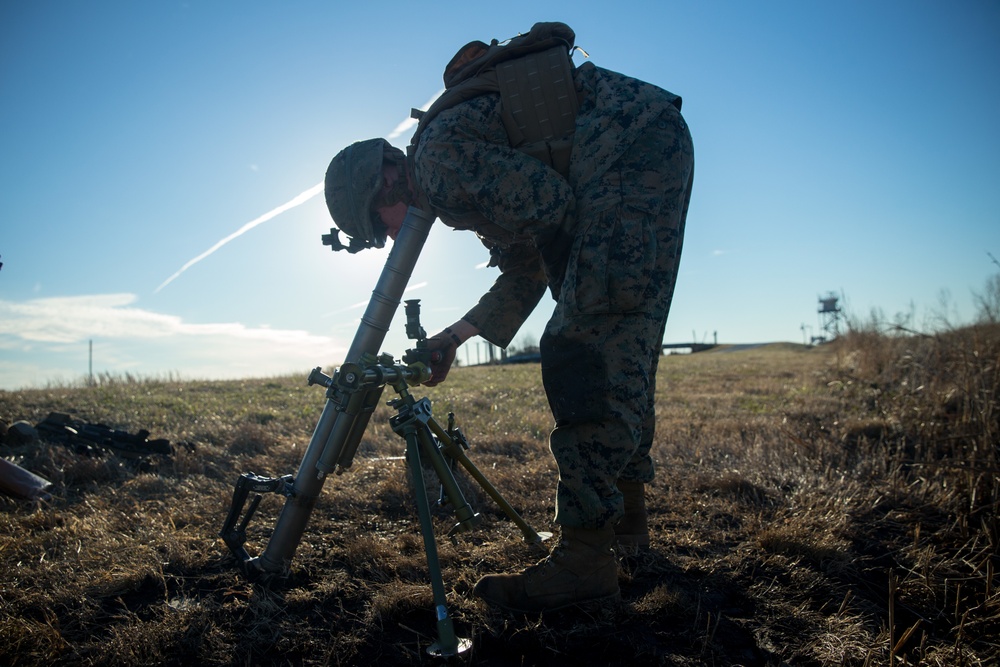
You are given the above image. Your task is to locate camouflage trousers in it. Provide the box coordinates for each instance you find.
[540,106,694,529]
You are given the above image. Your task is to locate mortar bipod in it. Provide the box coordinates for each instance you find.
[221,350,550,657]
[309,355,552,657]
[374,358,549,658]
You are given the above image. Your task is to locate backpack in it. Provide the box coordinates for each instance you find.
[408,22,581,177]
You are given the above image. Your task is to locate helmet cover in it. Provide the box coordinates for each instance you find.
[325,138,402,249]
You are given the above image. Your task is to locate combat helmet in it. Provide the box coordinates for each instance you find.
[324,138,406,251]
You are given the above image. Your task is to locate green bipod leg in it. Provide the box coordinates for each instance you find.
[402,423,466,658]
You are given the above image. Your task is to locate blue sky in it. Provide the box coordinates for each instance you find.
[2,1,998,389]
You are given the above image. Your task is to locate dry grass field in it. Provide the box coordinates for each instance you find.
[1,323,997,666]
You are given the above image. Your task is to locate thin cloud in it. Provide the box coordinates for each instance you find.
[0,294,332,348]
[154,182,323,293]
[0,293,344,388]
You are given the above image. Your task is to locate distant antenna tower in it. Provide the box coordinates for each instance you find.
[816,292,842,342]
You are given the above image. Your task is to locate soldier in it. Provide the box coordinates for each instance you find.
[325,37,693,613]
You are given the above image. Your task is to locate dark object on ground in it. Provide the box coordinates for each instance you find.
[35,412,176,458]
[0,457,52,500]
[5,420,39,445]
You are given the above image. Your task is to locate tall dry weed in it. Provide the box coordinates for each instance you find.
[830,318,1000,664]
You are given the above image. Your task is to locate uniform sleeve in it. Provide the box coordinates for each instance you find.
[413,94,572,347]
[413,94,577,285]
[462,240,548,348]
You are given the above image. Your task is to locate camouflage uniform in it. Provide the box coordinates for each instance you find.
[413,62,694,529]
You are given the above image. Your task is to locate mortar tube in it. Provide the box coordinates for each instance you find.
[255,207,434,573]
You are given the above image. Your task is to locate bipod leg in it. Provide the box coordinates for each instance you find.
[396,398,481,537]
[429,418,552,545]
[437,413,460,507]
[401,423,472,658]
[219,473,295,571]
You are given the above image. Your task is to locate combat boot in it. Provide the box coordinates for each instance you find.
[613,480,650,548]
[472,526,619,612]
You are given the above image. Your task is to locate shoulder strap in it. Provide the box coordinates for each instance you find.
[406,70,501,159]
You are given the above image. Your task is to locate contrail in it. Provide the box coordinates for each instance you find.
[155,182,323,293]
[155,91,443,294]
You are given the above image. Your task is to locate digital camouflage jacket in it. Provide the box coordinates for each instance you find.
[411,62,683,348]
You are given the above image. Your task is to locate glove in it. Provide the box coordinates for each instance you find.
[422,331,459,386]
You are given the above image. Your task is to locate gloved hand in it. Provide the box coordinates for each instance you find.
[423,332,458,386]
